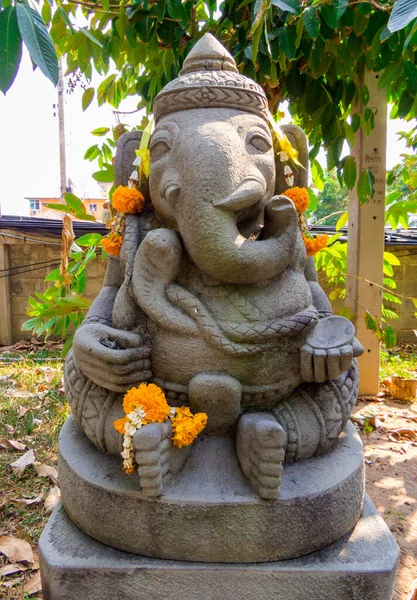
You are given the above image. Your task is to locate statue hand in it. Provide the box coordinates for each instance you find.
[73,323,152,393]
[300,337,364,383]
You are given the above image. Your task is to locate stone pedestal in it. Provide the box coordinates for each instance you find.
[58,416,365,562]
[39,496,398,600]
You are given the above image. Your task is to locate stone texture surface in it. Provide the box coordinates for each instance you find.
[39,496,399,600]
[59,416,364,563]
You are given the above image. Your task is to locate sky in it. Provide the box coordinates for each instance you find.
[0,48,413,217]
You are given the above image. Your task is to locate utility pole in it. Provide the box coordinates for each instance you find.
[57,58,67,201]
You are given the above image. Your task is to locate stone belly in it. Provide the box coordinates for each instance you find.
[149,321,307,399]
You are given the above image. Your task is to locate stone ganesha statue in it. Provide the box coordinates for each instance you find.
[65,34,364,500]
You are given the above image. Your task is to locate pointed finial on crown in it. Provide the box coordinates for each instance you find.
[180,33,238,75]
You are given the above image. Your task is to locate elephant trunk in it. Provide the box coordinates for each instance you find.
[177,196,299,285]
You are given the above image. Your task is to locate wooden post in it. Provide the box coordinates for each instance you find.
[347,71,387,396]
[0,239,12,345]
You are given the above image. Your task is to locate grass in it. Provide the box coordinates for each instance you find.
[0,352,69,599]
[380,345,417,380]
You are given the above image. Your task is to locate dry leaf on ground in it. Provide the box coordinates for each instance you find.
[10,449,35,477]
[33,462,58,485]
[0,438,27,451]
[4,424,15,434]
[387,428,417,442]
[44,487,61,514]
[18,405,29,418]
[11,492,44,506]
[0,564,28,577]
[0,536,34,564]
[1,575,25,588]
[23,570,42,595]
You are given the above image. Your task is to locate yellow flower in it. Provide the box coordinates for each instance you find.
[171,406,208,448]
[101,232,123,257]
[112,185,145,214]
[302,233,328,257]
[122,383,171,425]
[284,187,309,212]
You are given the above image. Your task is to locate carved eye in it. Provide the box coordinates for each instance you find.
[150,136,171,161]
[150,140,170,161]
[248,132,272,153]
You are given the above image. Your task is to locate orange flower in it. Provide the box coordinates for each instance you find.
[123,465,136,475]
[112,185,145,214]
[101,232,123,257]
[284,186,309,212]
[302,233,328,257]
[113,417,128,434]
[122,383,171,424]
[171,406,208,448]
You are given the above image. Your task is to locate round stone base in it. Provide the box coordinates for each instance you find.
[59,416,364,563]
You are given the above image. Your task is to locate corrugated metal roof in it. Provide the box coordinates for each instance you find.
[1,215,416,245]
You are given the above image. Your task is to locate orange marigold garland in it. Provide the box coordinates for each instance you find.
[101,232,123,257]
[113,383,207,474]
[171,406,208,448]
[283,186,309,213]
[302,233,328,257]
[112,185,145,214]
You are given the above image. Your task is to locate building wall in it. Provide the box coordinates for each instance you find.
[0,232,107,344]
[0,235,416,345]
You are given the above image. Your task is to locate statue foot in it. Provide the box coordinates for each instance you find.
[133,421,190,497]
[236,412,286,500]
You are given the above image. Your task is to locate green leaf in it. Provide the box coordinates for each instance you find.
[383,251,401,266]
[388,0,417,33]
[382,292,402,305]
[279,26,296,60]
[82,87,94,111]
[320,4,338,29]
[398,89,414,118]
[15,3,58,86]
[307,188,317,211]
[91,127,110,136]
[303,7,320,39]
[357,169,374,204]
[57,6,74,33]
[79,27,103,48]
[335,0,348,18]
[45,203,76,214]
[343,155,357,190]
[92,165,114,182]
[383,325,397,348]
[0,6,22,94]
[365,310,378,332]
[336,211,348,231]
[76,233,103,246]
[311,158,324,191]
[64,193,85,214]
[271,0,301,16]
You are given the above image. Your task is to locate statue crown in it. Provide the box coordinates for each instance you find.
[153,33,269,123]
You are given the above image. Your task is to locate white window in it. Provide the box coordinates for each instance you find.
[30,199,40,211]
[89,203,98,212]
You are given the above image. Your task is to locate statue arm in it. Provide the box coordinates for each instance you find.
[80,256,123,328]
[304,257,333,319]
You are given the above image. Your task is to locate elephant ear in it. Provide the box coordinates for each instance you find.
[114,131,155,280]
[274,125,308,195]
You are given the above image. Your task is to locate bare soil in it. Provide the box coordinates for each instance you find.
[353,397,417,600]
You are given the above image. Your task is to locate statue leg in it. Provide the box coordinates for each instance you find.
[65,350,124,455]
[273,360,359,462]
[236,413,286,499]
[133,421,191,497]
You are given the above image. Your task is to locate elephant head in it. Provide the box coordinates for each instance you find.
[148,34,299,285]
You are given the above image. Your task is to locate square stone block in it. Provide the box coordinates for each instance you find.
[40,495,399,600]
